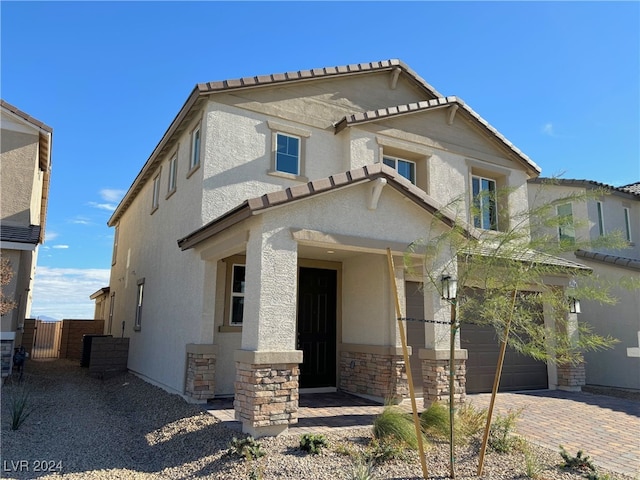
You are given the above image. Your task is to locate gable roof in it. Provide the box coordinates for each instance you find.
[530,178,640,200]
[334,96,540,176]
[178,163,466,250]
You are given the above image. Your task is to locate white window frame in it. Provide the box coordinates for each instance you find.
[111,225,119,266]
[624,207,632,242]
[472,175,498,230]
[275,133,301,176]
[229,264,245,326]
[189,124,201,172]
[134,278,145,331]
[557,203,575,244]
[167,153,178,196]
[596,201,605,236]
[151,172,161,212]
[382,155,416,184]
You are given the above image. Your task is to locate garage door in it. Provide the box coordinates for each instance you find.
[406,281,548,394]
[461,323,548,393]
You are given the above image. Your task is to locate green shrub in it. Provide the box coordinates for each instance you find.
[228,436,266,460]
[488,409,522,453]
[299,433,328,455]
[420,402,450,439]
[8,384,34,431]
[456,402,487,438]
[420,401,487,444]
[372,406,421,449]
[347,460,377,480]
[559,445,596,474]
[522,440,543,479]
[364,437,410,464]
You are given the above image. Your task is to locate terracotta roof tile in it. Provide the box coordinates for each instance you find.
[531,178,640,198]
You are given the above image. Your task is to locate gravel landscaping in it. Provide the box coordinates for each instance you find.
[1,360,633,479]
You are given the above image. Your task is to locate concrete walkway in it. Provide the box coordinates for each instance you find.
[205,390,640,477]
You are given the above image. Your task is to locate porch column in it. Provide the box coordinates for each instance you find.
[420,258,467,406]
[234,222,303,437]
[556,310,585,391]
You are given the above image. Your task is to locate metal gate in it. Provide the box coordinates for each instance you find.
[31,320,62,359]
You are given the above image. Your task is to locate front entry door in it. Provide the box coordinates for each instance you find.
[297,267,337,388]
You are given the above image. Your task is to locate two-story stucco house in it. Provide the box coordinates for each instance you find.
[528,179,640,391]
[0,99,52,376]
[105,60,585,436]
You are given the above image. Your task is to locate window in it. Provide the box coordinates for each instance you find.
[189,125,201,171]
[111,226,119,266]
[596,201,605,236]
[134,278,145,331]
[472,176,497,230]
[383,156,416,184]
[151,172,161,211]
[624,207,632,242]
[275,133,300,175]
[167,154,177,195]
[108,292,115,335]
[267,121,311,179]
[229,264,245,325]
[557,203,575,244]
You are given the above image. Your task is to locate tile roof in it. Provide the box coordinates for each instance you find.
[0,224,42,245]
[575,249,640,271]
[178,163,465,250]
[108,60,446,227]
[334,97,540,175]
[1,99,53,133]
[619,182,640,195]
[530,178,640,199]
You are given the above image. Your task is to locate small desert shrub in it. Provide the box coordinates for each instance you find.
[299,433,328,455]
[228,436,266,460]
[559,445,596,474]
[372,406,421,449]
[522,440,544,479]
[347,460,377,480]
[488,409,522,453]
[364,437,410,464]
[420,401,487,444]
[8,384,34,431]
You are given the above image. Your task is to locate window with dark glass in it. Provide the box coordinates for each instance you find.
[472,176,497,230]
[275,133,300,175]
[230,264,245,325]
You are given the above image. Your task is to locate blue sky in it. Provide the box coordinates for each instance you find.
[2,1,638,319]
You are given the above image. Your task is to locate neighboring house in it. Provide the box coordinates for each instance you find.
[528,179,640,391]
[0,99,52,375]
[105,60,584,436]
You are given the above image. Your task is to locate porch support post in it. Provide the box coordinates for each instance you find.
[557,310,585,391]
[234,221,303,437]
[420,257,467,406]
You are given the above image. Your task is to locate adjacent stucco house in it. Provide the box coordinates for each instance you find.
[0,99,52,374]
[105,60,585,436]
[528,179,640,391]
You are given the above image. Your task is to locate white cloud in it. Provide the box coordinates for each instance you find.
[88,201,117,212]
[100,188,125,203]
[30,266,111,320]
[71,216,92,225]
[52,244,69,249]
[45,231,59,241]
[542,123,555,136]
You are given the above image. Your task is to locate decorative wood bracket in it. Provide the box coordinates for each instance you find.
[368,177,387,210]
[447,104,459,125]
[390,68,401,90]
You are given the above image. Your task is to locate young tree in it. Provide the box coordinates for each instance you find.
[1,256,17,315]
[406,179,631,478]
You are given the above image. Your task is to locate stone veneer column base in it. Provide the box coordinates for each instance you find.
[557,362,585,392]
[234,350,303,437]
[419,349,467,407]
[185,344,218,403]
[339,344,409,403]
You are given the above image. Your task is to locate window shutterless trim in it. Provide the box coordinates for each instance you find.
[151,170,161,213]
[556,203,575,243]
[187,122,202,177]
[111,225,119,266]
[382,155,416,184]
[471,175,498,231]
[166,149,178,199]
[134,278,145,331]
[267,120,310,180]
[229,263,246,326]
[624,207,632,242]
[596,201,605,236]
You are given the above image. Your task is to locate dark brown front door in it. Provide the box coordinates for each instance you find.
[297,267,337,388]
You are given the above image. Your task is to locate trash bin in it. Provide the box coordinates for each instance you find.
[81,334,112,367]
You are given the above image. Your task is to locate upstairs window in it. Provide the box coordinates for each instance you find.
[151,172,161,212]
[189,125,201,172]
[472,176,497,230]
[108,292,115,335]
[111,226,119,266]
[624,207,632,242]
[167,154,178,195]
[596,201,605,236]
[230,264,246,325]
[275,133,300,176]
[557,203,575,244]
[383,155,416,184]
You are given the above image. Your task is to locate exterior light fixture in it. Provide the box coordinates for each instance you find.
[569,297,581,314]
[441,275,458,300]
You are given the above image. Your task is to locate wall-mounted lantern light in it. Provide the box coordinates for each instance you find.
[569,297,581,314]
[441,275,458,301]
